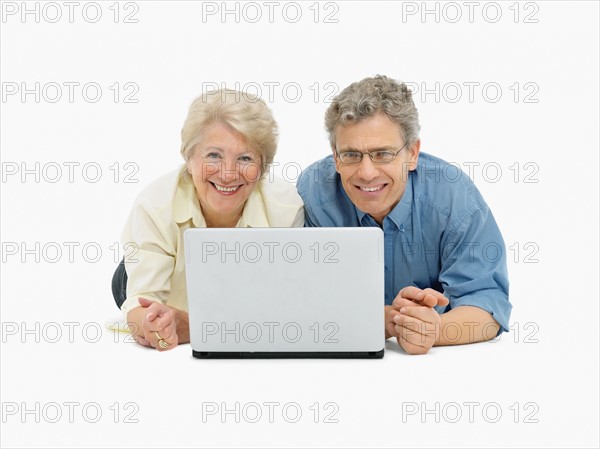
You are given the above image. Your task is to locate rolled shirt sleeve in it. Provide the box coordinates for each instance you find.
[438,197,511,333]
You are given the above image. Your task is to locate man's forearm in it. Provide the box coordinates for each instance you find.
[435,306,500,346]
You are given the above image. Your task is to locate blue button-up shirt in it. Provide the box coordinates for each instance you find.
[297,152,511,333]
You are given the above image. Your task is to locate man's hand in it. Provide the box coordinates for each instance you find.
[389,287,449,355]
[385,305,401,339]
[393,286,449,309]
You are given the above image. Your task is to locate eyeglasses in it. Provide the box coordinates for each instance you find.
[335,142,408,164]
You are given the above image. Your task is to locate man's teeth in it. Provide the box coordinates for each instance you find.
[361,185,383,192]
[214,184,240,192]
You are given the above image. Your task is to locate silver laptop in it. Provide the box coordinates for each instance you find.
[184,228,384,358]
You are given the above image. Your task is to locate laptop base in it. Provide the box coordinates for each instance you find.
[193,350,384,359]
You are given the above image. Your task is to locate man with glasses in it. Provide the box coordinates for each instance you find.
[297,75,511,354]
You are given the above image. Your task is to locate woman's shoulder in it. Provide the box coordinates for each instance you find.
[133,165,187,208]
[121,166,187,246]
[258,175,303,208]
[252,175,304,227]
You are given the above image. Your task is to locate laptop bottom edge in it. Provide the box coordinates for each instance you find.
[193,350,385,359]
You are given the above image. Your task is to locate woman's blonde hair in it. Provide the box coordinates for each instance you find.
[180,89,278,176]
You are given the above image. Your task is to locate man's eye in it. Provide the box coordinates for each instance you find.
[372,151,393,161]
[343,151,361,159]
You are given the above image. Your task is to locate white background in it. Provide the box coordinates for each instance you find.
[1,1,598,447]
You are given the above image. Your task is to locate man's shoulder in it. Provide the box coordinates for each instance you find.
[416,152,468,180]
[297,155,359,226]
[413,152,488,223]
[297,154,340,206]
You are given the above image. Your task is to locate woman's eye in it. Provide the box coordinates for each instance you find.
[238,155,254,163]
[206,152,222,159]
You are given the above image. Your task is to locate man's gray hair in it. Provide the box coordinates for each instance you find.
[325,75,420,149]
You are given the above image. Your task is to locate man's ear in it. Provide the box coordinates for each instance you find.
[407,139,421,171]
[332,146,341,173]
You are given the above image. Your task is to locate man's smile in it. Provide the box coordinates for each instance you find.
[356,183,387,193]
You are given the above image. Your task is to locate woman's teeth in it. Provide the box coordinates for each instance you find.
[214,184,240,192]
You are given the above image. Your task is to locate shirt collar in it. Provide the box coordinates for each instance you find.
[355,170,414,230]
[173,166,270,228]
[239,185,270,227]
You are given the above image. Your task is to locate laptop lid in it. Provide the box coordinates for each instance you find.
[184,227,384,358]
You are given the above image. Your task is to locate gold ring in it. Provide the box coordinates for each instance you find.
[158,339,169,349]
[154,331,163,341]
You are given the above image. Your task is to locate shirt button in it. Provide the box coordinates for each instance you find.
[399,224,405,232]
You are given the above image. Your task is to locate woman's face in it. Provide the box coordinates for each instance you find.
[187,122,262,227]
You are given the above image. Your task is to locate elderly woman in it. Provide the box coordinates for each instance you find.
[111,89,304,351]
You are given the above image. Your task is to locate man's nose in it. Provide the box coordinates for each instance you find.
[356,155,379,181]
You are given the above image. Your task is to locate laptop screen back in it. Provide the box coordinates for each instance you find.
[184,227,384,357]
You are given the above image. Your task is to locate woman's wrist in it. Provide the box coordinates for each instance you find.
[171,307,190,343]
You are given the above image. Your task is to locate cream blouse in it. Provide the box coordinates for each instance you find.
[120,165,304,316]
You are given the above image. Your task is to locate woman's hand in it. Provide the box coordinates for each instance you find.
[132,298,179,351]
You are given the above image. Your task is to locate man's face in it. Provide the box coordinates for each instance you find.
[334,113,420,225]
